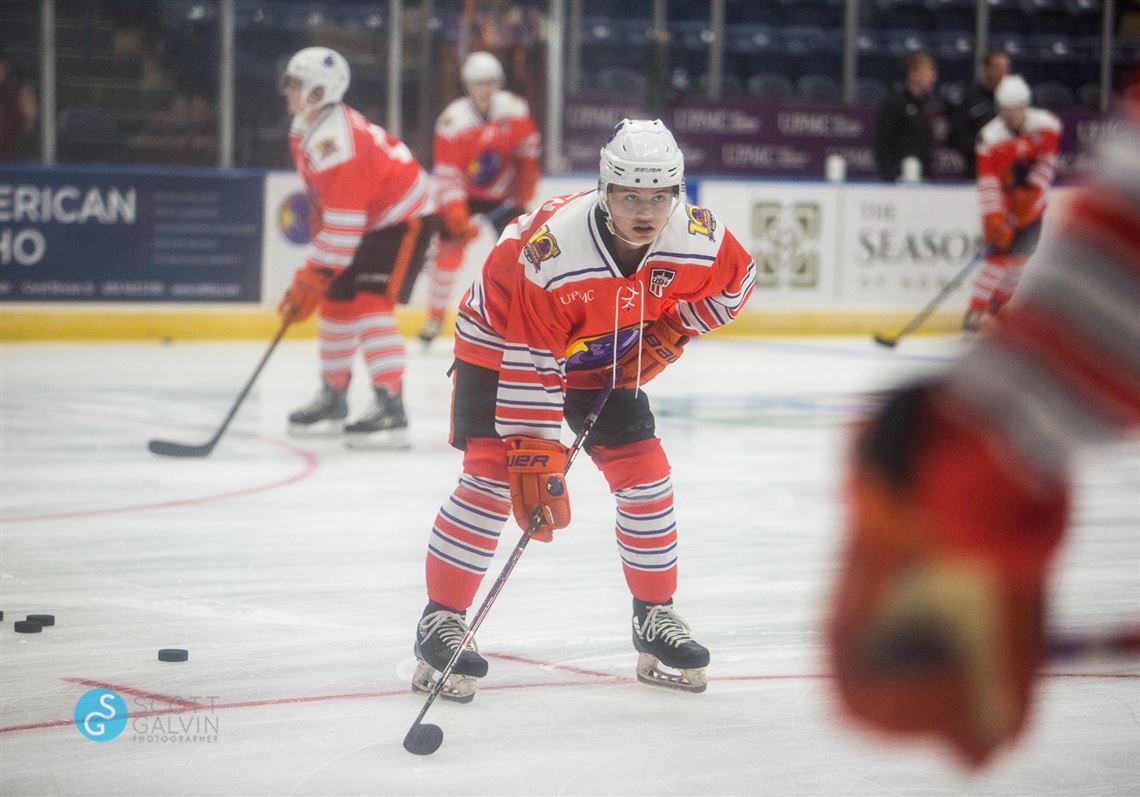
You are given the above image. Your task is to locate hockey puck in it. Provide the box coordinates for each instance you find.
[26,614,55,626]
[158,648,189,662]
[14,620,42,633]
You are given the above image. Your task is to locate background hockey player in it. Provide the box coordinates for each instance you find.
[417,51,541,345]
[964,74,1061,332]
[412,119,755,702]
[828,84,1140,767]
[278,47,438,448]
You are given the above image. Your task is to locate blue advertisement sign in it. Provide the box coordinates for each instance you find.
[0,167,264,302]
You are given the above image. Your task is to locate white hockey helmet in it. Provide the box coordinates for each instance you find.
[462,51,505,86]
[599,118,685,194]
[995,74,1031,109]
[281,47,350,108]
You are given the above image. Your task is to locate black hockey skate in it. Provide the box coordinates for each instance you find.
[632,598,710,693]
[287,383,348,436]
[344,388,410,449]
[412,602,489,704]
[417,318,442,346]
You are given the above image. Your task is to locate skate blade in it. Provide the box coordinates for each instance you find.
[412,660,477,703]
[344,427,411,450]
[636,653,707,693]
[287,420,346,437]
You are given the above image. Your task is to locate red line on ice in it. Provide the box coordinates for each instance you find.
[63,677,205,709]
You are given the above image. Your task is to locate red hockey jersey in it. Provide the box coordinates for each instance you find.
[289,104,433,272]
[975,108,1061,229]
[433,91,541,209]
[453,191,756,441]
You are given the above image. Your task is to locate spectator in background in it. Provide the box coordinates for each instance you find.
[873,51,938,182]
[0,51,38,161]
[949,49,1011,179]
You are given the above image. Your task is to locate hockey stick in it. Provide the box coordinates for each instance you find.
[147,316,292,458]
[872,246,991,349]
[403,380,616,756]
[1045,626,1140,661]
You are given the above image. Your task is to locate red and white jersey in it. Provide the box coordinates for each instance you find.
[975,108,1061,226]
[433,91,541,208]
[290,103,433,272]
[454,191,756,440]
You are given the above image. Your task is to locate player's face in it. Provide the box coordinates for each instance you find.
[607,186,675,245]
[466,79,498,114]
[282,77,304,115]
[1001,106,1026,130]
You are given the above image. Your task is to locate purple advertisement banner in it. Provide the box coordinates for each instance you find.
[563,94,1101,183]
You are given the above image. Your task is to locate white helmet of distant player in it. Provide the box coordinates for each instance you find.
[281,47,350,110]
[995,74,1031,109]
[462,51,504,86]
[598,118,685,225]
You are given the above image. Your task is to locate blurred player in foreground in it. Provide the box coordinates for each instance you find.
[278,47,438,448]
[417,51,541,345]
[411,119,755,702]
[964,75,1061,332]
[828,85,1140,767]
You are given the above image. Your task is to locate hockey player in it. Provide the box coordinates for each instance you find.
[278,48,438,448]
[417,51,542,345]
[964,74,1061,332]
[828,85,1140,767]
[412,119,756,701]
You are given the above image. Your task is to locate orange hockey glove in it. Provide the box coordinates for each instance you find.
[828,383,1068,769]
[505,436,571,542]
[983,212,1015,252]
[278,264,335,323]
[441,200,481,243]
[614,318,689,389]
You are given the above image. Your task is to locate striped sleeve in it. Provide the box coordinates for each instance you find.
[946,184,1140,480]
[975,145,1006,217]
[1027,130,1060,192]
[433,130,468,208]
[667,231,756,336]
[493,341,567,440]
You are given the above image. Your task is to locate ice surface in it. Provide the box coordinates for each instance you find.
[1,335,1137,795]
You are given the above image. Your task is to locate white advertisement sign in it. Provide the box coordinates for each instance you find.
[698,181,840,308]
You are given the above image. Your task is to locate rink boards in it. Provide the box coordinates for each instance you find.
[0,166,1073,340]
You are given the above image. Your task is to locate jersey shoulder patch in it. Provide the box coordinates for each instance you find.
[436,98,481,137]
[489,91,531,121]
[1025,107,1062,134]
[303,107,354,172]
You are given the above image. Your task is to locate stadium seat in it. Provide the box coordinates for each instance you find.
[856,77,890,104]
[594,66,648,95]
[1077,82,1101,108]
[747,73,794,102]
[798,74,842,103]
[1033,80,1076,108]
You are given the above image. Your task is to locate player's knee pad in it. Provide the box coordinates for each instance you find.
[590,437,671,493]
[463,436,510,483]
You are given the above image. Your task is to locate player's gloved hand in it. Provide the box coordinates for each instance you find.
[983,213,1016,252]
[278,264,334,322]
[827,382,1069,768]
[441,200,481,243]
[505,436,571,542]
[614,318,689,389]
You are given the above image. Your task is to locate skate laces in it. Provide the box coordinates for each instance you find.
[641,605,694,648]
[419,610,479,653]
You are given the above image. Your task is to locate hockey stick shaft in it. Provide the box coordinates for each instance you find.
[1045,626,1140,661]
[148,316,292,457]
[404,381,615,751]
[874,246,991,347]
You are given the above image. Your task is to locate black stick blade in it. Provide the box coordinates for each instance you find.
[872,333,898,349]
[148,439,215,458]
[403,723,444,755]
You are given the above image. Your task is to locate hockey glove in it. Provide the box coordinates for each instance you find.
[983,213,1015,252]
[505,436,571,542]
[278,264,335,323]
[441,200,481,243]
[828,383,1068,768]
[614,318,689,389]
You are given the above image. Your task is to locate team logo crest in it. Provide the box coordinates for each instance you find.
[564,324,647,372]
[752,201,822,289]
[648,268,676,298]
[467,150,505,187]
[278,192,314,245]
[523,224,561,271]
[315,138,339,159]
[686,205,717,241]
